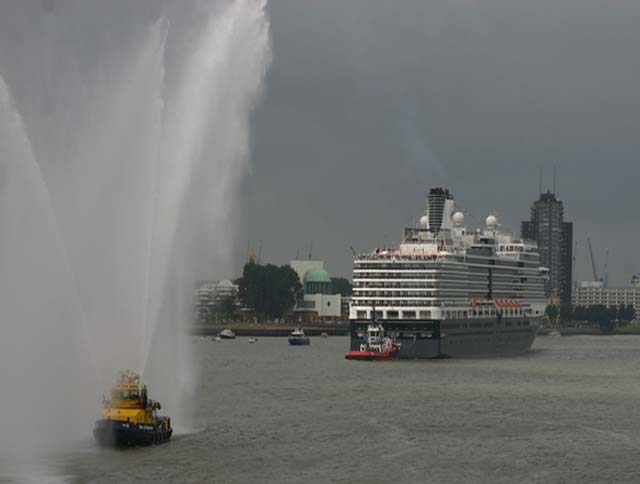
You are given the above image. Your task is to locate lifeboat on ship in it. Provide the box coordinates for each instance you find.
[345,323,400,361]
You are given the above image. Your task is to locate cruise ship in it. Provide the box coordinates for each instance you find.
[349,188,548,358]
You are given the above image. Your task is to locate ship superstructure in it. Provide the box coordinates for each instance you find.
[349,188,548,358]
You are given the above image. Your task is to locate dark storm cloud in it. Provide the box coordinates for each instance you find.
[0,1,637,283]
[243,0,640,282]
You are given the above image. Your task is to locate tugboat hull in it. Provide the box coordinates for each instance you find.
[345,346,400,361]
[93,419,172,447]
[288,337,310,345]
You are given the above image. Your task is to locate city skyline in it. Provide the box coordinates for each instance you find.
[239,0,640,285]
[240,179,629,285]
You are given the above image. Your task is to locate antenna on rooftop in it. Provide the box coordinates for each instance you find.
[572,240,577,288]
[553,166,557,194]
[308,240,313,260]
[539,167,543,195]
[587,237,599,282]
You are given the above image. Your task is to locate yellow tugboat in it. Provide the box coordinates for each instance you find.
[93,370,172,447]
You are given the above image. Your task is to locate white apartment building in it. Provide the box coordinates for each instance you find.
[572,283,640,312]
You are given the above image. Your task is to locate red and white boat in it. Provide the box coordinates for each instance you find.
[345,323,400,361]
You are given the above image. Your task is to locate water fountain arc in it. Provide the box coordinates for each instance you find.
[0,0,271,479]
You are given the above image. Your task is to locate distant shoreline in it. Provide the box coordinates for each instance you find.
[539,326,640,336]
[191,324,349,337]
[193,324,640,338]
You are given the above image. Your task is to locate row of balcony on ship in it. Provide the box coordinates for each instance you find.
[353,266,544,280]
[351,303,540,321]
[352,286,545,297]
[353,259,541,271]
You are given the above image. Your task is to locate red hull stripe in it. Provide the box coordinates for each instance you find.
[345,349,399,361]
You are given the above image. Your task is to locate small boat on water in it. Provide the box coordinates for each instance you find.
[345,323,400,361]
[214,336,222,342]
[288,327,310,346]
[249,337,258,343]
[320,332,329,338]
[93,370,172,447]
[218,329,236,339]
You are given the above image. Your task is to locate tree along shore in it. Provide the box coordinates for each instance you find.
[546,303,636,334]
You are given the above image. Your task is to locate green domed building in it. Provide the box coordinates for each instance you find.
[289,259,343,322]
[303,267,332,295]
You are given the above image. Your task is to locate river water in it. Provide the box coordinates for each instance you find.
[24,335,640,483]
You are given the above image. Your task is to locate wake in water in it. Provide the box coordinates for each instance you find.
[0,0,271,479]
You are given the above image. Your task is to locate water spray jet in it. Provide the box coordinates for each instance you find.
[0,0,271,477]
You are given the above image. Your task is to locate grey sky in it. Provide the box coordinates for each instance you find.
[242,0,640,283]
[0,0,638,284]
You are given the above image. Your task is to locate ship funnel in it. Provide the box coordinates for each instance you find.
[426,187,455,234]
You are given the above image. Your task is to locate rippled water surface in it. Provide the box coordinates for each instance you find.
[47,336,640,483]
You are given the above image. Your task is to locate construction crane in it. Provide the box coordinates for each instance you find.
[586,238,610,286]
[587,237,599,282]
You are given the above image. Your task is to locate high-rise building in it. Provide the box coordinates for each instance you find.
[521,191,573,304]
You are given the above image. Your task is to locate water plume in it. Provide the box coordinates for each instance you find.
[0,71,92,477]
[0,0,271,479]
